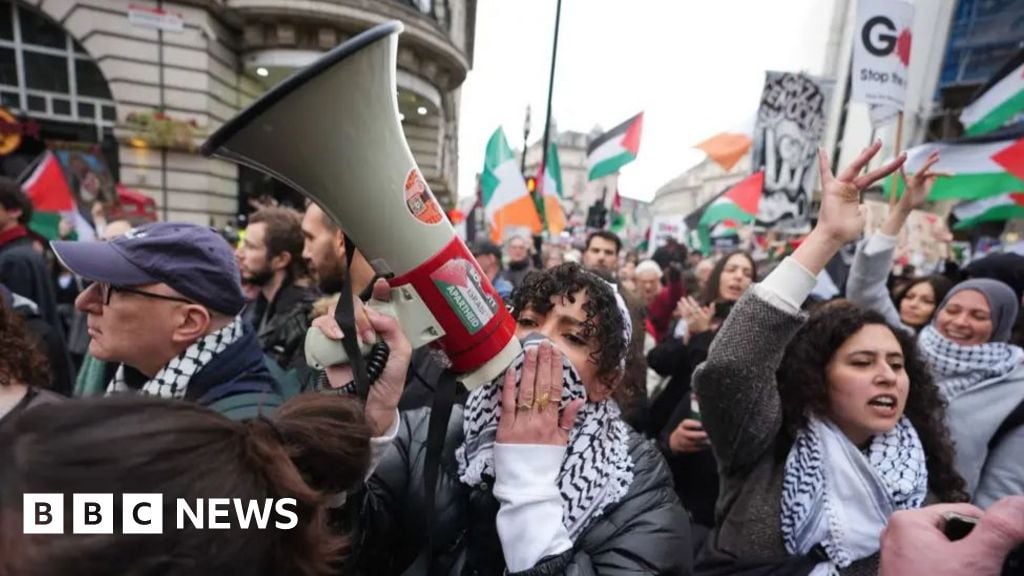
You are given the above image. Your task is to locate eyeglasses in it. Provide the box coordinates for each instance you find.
[96,282,195,306]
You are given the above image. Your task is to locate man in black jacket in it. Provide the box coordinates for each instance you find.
[0,179,61,334]
[238,206,319,368]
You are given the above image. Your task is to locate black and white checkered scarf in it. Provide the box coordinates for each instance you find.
[455,337,635,540]
[781,416,927,571]
[107,316,245,399]
[919,325,1024,399]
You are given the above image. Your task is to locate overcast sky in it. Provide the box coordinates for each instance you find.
[456,0,837,202]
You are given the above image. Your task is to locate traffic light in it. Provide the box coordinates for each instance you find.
[525,176,537,193]
[586,201,607,229]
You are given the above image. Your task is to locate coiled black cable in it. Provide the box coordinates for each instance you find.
[317,340,391,395]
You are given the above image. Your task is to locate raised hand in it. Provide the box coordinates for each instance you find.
[677,296,715,337]
[496,341,584,446]
[898,152,951,213]
[816,141,906,246]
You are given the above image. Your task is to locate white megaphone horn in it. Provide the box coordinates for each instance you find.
[201,21,520,389]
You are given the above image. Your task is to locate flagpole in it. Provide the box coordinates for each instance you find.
[890,111,904,208]
[537,0,562,232]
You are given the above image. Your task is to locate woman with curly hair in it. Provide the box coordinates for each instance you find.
[338,264,691,575]
[693,142,966,576]
[0,393,372,576]
[0,286,61,427]
[846,152,1024,508]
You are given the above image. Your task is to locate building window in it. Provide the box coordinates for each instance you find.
[0,0,115,131]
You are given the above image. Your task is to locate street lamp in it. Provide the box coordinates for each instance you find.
[520,104,531,174]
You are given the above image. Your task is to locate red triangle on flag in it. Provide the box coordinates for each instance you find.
[993,138,1024,182]
[724,170,765,216]
[621,112,643,156]
[23,151,75,212]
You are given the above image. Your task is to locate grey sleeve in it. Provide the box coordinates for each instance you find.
[693,288,807,475]
[973,426,1024,509]
[845,240,910,334]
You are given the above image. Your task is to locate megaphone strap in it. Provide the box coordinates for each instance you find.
[335,233,371,399]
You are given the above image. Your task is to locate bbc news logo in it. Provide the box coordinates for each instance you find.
[23,494,298,534]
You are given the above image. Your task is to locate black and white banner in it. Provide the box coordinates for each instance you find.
[752,72,833,230]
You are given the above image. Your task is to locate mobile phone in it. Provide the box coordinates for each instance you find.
[689,396,702,424]
[942,512,978,542]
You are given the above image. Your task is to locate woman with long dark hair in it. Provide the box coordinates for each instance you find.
[846,153,1024,507]
[0,393,372,576]
[646,250,756,536]
[0,286,62,427]
[693,142,966,575]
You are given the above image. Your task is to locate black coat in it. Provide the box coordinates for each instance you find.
[0,237,61,334]
[345,406,693,575]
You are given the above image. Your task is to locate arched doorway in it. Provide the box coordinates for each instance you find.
[0,0,117,180]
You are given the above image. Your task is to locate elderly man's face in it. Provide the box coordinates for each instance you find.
[74,281,193,376]
[636,271,661,304]
[506,238,530,264]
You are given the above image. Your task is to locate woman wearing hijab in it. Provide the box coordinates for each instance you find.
[845,153,1024,507]
[342,263,691,575]
[692,142,967,576]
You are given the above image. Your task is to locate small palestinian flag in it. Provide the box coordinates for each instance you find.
[586,112,642,181]
[961,49,1024,137]
[22,150,94,241]
[952,193,1024,229]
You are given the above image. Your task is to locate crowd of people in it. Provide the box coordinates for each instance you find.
[0,142,1023,576]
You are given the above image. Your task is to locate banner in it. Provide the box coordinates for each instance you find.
[852,0,914,128]
[751,72,832,230]
[646,214,687,257]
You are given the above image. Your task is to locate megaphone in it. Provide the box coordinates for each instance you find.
[201,21,520,389]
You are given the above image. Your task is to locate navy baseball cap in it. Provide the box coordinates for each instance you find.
[51,222,245,316]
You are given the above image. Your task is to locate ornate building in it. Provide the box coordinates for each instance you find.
[0,0,475,224]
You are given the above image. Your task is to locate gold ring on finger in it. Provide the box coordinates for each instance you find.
[535,393,550,411]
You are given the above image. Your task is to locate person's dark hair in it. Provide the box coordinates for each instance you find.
[0,394,371,576]
[510,262,625,384]
[585,230,622,255]
[0,298,49,389]
[776,301,968,502]
[891,275,954,329]
[699,250,757,306]
[249,207,308,279]
[0,177,32,226]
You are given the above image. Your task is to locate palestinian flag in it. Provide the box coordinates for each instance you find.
[609,190,626,233]
[961,49,1024,137]
[538,141,567,236]
[481,127,541,243]
[888,128,1024,202]
[21,151,94,241]
[683,171,763,253]
[587,112,643,181]
[695,131,752,172]
[952,193,1024,229]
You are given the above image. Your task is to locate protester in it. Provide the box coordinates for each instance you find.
[582,230,622,279]
[693,143,967,574]
[0,394,371,576]
[964,252,1024,348]
[0,291,62,427]
[51,222,282,419]
[618,260,637,292]
[339,263,691,575]
[0,178,61,333]
[542,244,564,269]
[0,283,72,396]
[503,234,535,288]
[879,496,1024,576]
[846,154,1024,507]
[693,258,714,292]
[238,207,319,368]
[470,239,514,300]
[635,260,663,306]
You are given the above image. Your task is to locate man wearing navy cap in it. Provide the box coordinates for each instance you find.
[52,222,281,418]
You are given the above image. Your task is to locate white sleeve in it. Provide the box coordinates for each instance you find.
[493,443,573,571]
[863,231,898,256]
[757,257,819,314]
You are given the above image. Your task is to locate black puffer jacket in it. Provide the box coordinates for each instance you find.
[346,406,693,576]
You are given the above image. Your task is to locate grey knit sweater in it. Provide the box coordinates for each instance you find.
[693,286,879,576]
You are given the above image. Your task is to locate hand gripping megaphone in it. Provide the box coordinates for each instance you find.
[201,21,520,389]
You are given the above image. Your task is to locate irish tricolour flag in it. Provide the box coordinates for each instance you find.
[538,142,567,235]
[953,193,1024,229]
[482,127,541,243]
[586,112,643,181]
[960,50,1024,137]
[891,132,1024,202]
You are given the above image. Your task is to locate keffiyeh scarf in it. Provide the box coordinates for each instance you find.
[107,316,244,399]
[781,416,927,571]
[455,337,635,539]
[918,325,1024,399]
